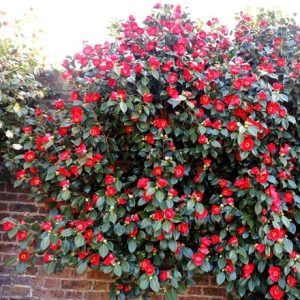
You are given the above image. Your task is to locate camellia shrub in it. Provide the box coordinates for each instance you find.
[0,11,47,181]
[2,4,300,300]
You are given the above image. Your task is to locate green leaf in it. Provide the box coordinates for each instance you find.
[162,220,171,232]
[283,238,293,253]
[99,244,109,258]
[150,275,160,292]
[40,236,50,251]
[61,189,71,200]
[155,190,165,202]
[168,240,177,252]
[139,274,149,290]
[151,69,159,80]
[77,262,88,274]
[61,228,74,237]
[7,226,18,239]
[282,216,290,229]
[216,272,225,285]
[128,239,137,253]
[113,264,122,277]
[5,256,17,266]
[75,234,85,248]
[165,288,177,300]
[120,102,127,113]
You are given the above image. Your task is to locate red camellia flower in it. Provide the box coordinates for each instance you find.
[227,120,238,132]
[152,166,163,176]
[159,270,169,281]
[178,223,189,235]
[106,186,117,197]
[30,177,42,187]
[173,165,185,178]
[89,126,101,137]
[103,253,116,266]
[255,243,265,253]
[90,253,101,266]
[287,275,297,288]
[3,221,15,231]
[24,151,35,162]
[268,266,281,282]
[43,252,53,263]
[143,93,153,103]
[192,253,204,266]
[242,263,255,279]
[240,137,254,152]
[17,231,28,241]
[267,228,285,241]
[18,251,30,262]
[137,177,149,189]
[198,134,208,144]
[269,285,284,300]
[153,118,168,129]
[164,208,175,219]
[54,99,65,110]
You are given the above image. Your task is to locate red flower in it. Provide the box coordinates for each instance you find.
[137,177,149,189]
[54,99,65,110]
[60,150,71,161]
[18,251,30,262]
[17,230,28,241]
[268,266,281,282]
[70,106,84,124]
[227,120,238,132]
[152,166,163,176]
[145,133,155,145]
[89,126,101,137]
[30,177,42,187]
[106,186,117,197]
[140,259,151,271]
[167,72,178,84]
[143,93,153,103]
[242,263,255,279]
[153,118,168,129]
[159,270,169,281]
[90,253,101,266]
[105,175,115,185]
[157,178,168,188]
[240,137,254,152]
[43,252,53,263]
[192,253,204,266]
[148,57,160,70]
[255,243,265,253]
[198,134,208,144]
[145,264,155,276]
[267,228,285,241]
[211,205,221,215]
[40,221,52,231]
[3,221,15,231]
[287,275,297,288]
[24,151,35,162]
[178,223,189,235]
[174,165,185,178]
[269,285,284,300]
[103,253,116,266]
[164,208,175,219]
[70,91,80,101]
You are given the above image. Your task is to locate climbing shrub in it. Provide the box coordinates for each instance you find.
[2,4,300,300]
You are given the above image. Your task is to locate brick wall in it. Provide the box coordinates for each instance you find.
[0,183,226,300]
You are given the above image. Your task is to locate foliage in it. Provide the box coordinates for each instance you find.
[2,4,300,300]
[0,11,47,181]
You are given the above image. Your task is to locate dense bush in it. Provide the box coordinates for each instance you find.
[2,4,300,300]
[0,12,47,181]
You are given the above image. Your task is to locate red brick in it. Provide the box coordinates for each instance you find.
[64,290,84,299]
[62,280,92,290]
[0,243,19,253]
[40,268,70,278]
[0,192,18,202]
[44,278,61,288]
[187,286,203,295]
[8,202,37,213]
[92,281,109,291]
[33,288,64,299]
[86,270,112,281]
[0,275,11,285]
[8,285,31,297]
[83,292,110,300]
[202,287,226,297]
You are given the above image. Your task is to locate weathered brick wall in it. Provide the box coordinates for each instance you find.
[0,183,226,299]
